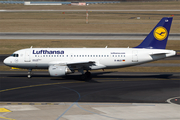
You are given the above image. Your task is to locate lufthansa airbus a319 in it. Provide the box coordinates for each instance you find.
[3,17,176,80]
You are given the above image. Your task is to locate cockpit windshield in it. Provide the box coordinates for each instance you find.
[11,54,19,57]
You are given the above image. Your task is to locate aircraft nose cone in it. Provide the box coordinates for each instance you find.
[3,57,11,66]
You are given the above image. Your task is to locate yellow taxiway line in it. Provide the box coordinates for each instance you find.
[0,116,15,120]
[0,108,15,120]
[0,81,85,93]
[0,108,11,112]
[0,78,179,93]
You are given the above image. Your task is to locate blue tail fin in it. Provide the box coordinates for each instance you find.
[134,17,173,49]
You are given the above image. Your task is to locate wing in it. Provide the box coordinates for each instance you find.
[49,61,95,70]
[67,61,96,70]
[67,61,95,65]
[48,60,106,70]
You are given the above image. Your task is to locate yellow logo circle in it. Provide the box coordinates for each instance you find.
[154,27,168,41]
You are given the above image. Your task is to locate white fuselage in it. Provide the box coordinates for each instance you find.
[4,48,176,70]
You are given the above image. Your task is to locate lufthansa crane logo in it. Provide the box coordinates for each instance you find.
[154,26,168,41]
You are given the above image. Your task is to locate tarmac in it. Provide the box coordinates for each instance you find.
[0,71,180,120]
[1,10,180,12]
[0,33,180,40]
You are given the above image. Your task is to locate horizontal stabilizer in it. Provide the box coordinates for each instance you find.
[149,51,169,55]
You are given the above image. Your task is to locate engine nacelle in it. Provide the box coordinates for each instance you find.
[48,65,72,77]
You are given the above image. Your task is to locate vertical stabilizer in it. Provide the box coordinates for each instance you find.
[135,17,173,49]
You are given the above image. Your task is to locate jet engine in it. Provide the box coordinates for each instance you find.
[48,65,72,77]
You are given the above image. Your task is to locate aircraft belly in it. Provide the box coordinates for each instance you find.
[16,63,48,69]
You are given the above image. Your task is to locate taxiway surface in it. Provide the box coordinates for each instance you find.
[0,71,179,120]
[0,71,180,103]
[1,10,180,12]
[1,33,180,40]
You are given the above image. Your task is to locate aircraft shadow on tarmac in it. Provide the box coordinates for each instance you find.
[6,72,175,82]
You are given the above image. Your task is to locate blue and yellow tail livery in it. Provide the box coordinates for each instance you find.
[135,17,173,49]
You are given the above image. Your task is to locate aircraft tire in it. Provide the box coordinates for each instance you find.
[27,74,31,78]
[81,74,87,80]
[85,72,91,78]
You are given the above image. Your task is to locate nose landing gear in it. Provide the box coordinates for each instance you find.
[27,69,32,78]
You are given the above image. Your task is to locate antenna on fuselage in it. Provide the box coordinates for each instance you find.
[30,46,33,48]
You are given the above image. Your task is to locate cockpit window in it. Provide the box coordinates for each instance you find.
[11,54,19,57]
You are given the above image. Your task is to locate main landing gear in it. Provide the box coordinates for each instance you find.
[27,69,32,78]
[81,71,92,81]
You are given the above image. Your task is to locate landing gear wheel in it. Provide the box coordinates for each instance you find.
[79,69,92,81]
[27,74,31,78]
[81,74,87,80]
[27,69,32,78]
[85,72,91,78]
[85,72,92,80]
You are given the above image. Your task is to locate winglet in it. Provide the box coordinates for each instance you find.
[134,17,173,49]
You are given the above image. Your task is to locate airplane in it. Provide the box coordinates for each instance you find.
[3,17,176,80]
